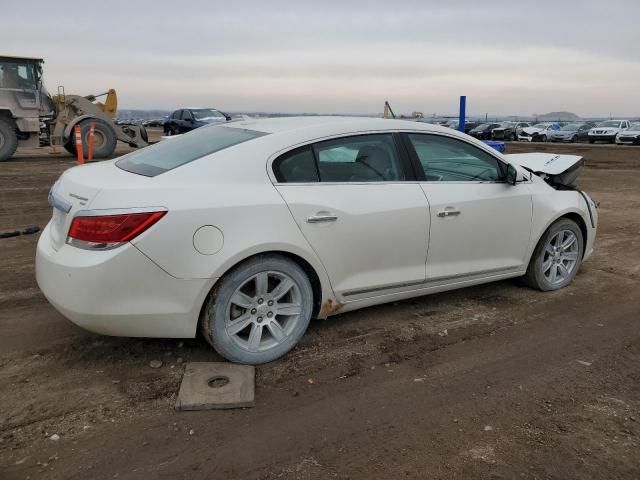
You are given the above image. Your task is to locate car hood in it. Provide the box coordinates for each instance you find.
[619,129,640,136]
[521,126,546,135]
[590,126,621,133]
[505,152,583,176]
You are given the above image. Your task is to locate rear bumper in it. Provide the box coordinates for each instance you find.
[36,223,214,338]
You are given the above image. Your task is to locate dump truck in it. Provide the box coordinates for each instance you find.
[0,55,148,161]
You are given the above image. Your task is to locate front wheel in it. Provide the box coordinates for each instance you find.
[572,135,578,143]
[522,218,583,291]
[65,119,117,159]
[0,118,19,161]
[201,255,314,364]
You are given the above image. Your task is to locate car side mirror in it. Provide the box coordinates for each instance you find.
[506,164,518,186]
[225,115,232,121]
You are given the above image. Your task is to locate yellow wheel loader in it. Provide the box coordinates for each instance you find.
[0,55,148,161]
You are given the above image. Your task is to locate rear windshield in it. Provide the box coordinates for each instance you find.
[116,125,267,176]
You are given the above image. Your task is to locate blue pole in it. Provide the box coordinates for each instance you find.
[458,96,466,133]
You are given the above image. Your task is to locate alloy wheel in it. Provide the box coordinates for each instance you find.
[225,271,302,353]
[542,230,579,285]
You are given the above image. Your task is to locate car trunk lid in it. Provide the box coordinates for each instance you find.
[47,161,151,250]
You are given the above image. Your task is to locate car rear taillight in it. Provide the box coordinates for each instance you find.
[67,210,166,250]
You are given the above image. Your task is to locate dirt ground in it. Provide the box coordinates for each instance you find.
[1,131,640,479]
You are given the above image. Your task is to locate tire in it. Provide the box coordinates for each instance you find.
[522,218,584,291]
[589,139,595,144]
[571,135,578,143]
[64,119,117,159]
[0,118,18,161]
[78,118,117,159]
[201,254,314,364]
[540,135,547,143]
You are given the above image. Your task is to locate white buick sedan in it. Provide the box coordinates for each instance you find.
[37,117,598,364]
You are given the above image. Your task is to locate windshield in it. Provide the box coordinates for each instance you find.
[116,125,267,176]
[0,60,38,89]
[630,123,640,130]
[599,120,622,128]
[560,123,581,131]
[532,124,549,129]
[474,123,490,130]
[191,109,226,121]
[499,122,515,127]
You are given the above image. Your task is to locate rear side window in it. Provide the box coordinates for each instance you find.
[116,125,267,177]
[273,134,404,183]
[274,147,319,183]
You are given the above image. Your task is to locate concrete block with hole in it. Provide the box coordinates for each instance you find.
[175,362,255,411]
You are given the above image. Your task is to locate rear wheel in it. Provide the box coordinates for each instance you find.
[201,255,314,364]
[571,135,578,143]
[522,218,583,291]
[0,118,18,161]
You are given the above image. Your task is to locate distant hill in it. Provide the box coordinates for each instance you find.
[535,111,581,121]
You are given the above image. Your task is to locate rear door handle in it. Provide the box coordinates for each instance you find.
[437,209,461,218]
[307,213,338,223]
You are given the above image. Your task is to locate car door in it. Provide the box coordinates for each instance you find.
[403,132,532,281]
[578,124,590,141]
[180,110,195,132]
[273,133,430,300]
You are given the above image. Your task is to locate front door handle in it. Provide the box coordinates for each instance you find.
[437,209,461,218]
[307,213,338,223]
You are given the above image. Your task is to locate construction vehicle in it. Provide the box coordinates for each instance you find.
[0,55,148,161]
[381,101,423,120]
[382,101,396,119]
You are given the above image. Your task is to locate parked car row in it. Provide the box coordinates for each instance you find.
[460,119,640,145]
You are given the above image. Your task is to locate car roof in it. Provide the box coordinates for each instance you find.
[224,116,460,136]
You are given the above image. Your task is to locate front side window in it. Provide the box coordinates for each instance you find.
[407,133,504,182]
[273,134,404,183]
[181,110,194,120]
[171,110,182,119]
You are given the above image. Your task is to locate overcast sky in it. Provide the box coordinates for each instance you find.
[3,0,639,116]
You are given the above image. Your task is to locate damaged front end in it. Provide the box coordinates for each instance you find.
[505,153,597,228]
[505,153,584,188]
